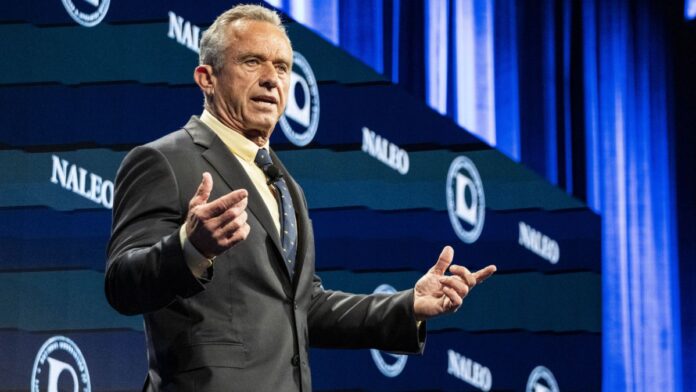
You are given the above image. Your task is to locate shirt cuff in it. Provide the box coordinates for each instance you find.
[179,224,215,278]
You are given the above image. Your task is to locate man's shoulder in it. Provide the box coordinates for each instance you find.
[143,116,207,153]
[116,116,212,187]
[118,116,212,173]
[143,128,191,153]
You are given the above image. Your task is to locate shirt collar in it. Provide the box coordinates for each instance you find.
[200,109,269,163]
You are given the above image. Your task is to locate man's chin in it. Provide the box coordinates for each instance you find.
[244,121,277,139]
[246,114,277,128]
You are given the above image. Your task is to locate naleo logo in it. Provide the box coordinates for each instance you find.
[61,0,110,27]
[446,156,485,244]
[31,336,91,392]
[167,11,202,54]
[50,154,114,209]
[526,365,559,392]
[279,51,320,147]
[361,126,410,175]
[518,221,560,264]
[447,349,492,392]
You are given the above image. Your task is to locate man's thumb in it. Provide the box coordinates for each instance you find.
[430,246,454,275]
[190,172,213,208]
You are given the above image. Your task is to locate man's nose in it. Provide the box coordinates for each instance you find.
[259,62,279,89]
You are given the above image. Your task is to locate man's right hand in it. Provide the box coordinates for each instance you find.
[185,172,250,258]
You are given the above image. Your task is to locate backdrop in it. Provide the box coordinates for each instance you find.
[0,1,607,391]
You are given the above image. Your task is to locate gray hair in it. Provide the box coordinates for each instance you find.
[199,4,289,73]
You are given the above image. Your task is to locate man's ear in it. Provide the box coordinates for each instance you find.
[194,65,215,96]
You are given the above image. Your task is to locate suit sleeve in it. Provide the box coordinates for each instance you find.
[307,275,426,354]
[105,146,208,315]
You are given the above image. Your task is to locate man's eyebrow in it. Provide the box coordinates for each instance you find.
[239,52,264,59]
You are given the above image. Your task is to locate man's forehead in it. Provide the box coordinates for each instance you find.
[227,19,292,50]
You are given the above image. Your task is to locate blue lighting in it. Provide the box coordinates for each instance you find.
[276,0,685,389]
[425,0,449,115]
[583,0,683,389]
[542,0,558,185]
[391,0,400,84]
[687,0,696,20]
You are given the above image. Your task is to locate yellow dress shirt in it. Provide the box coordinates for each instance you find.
[181,110,281,277]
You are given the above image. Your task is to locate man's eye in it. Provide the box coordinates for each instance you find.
[245,59,260,66]
[276,65,289,73]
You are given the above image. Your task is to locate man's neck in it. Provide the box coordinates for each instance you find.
[205,105,269,147]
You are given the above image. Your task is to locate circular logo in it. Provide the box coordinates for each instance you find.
[61,0,110,27]
[526,365,559,392]
[369,284,408,378]
[446,156,485,244]
[279,51,320,147]
[31,336,91,392]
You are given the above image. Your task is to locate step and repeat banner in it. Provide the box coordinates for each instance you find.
[0,1,601,391]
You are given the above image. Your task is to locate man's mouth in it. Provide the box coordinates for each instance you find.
[251,96,278,105]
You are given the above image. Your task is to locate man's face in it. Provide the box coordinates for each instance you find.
[212,20,293,141]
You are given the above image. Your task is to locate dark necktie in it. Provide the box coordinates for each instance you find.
[254,148,298,279]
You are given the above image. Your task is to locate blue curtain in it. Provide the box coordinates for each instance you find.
[268,0,684,389]
[583,0,682,389]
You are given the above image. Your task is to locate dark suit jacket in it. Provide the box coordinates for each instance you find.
[105,117,425,392]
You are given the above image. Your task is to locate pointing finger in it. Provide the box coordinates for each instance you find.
[232,192,249,210]
[215,189,249,210]
[200,189,248,218]
[449,265,477,287]
[430,246,454,275]
[473,265,497,283]
[438,276,470,296]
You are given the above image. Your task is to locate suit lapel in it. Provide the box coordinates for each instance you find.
[183,118,288,279]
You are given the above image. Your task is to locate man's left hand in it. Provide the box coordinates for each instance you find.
[413,246,496,321]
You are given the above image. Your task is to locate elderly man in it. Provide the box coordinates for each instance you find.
[105,4,495,392]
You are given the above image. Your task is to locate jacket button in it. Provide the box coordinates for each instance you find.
[291,354,300,366]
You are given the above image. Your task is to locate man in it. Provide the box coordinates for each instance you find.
[105,4,496,392]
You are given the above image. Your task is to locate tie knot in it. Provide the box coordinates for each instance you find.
[255,148,273,169]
